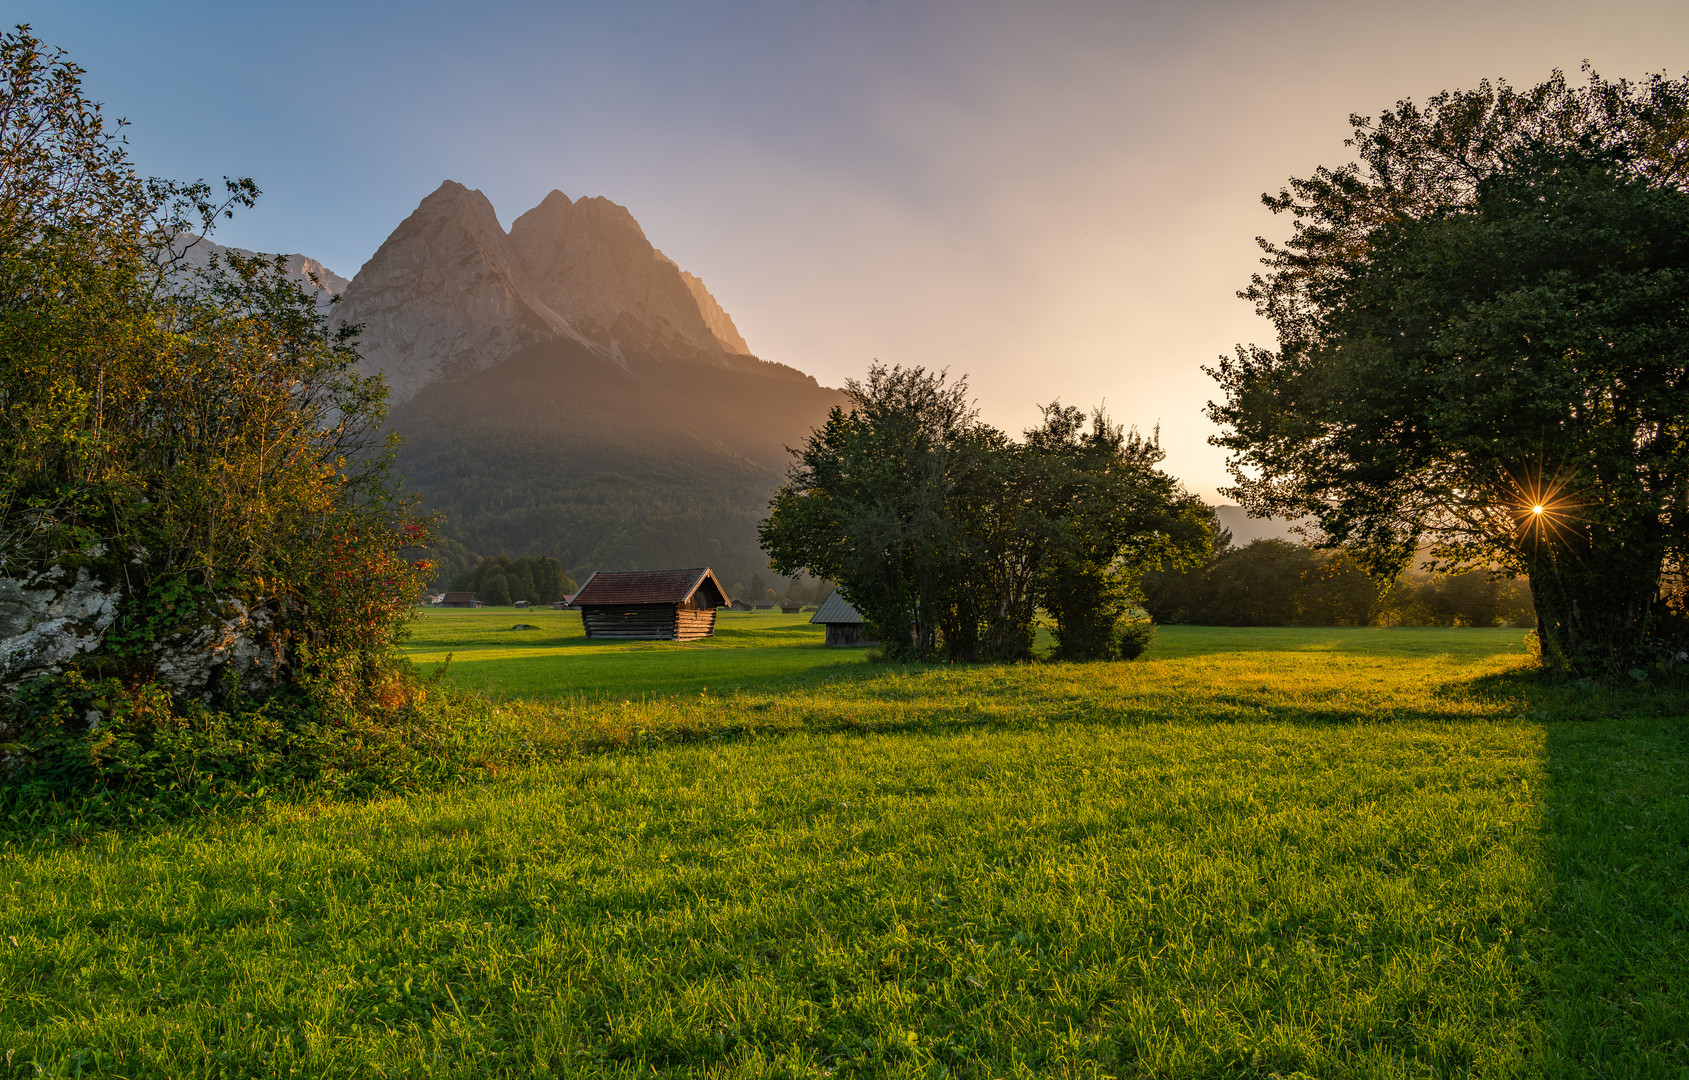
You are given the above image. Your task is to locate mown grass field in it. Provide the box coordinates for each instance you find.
[3,621,1687,1078]
[400,609,868,700]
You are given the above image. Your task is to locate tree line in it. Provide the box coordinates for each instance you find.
[1142,538,1534,628]
[447,555,576,606]
[761,365,1213,661]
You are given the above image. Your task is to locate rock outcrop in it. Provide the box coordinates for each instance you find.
[175,235,350,310]
[1,550,284,699]
[333,182,754,403]
[0,563,121,691]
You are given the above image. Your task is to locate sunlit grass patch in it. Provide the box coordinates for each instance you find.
[402,608,864,700]
[2,625,1685,1077]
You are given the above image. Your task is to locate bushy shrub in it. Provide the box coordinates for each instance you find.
[0,27,435,823]
[1117,619,1157,660]
[0,665,485,830]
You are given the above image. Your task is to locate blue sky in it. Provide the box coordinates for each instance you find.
[18,0,1689,497]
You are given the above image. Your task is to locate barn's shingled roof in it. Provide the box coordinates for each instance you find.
[571,568,728,608]
[810,593,864,625]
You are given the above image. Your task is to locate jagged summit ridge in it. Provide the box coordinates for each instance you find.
[176,235,350,309]
[335,181,753,403]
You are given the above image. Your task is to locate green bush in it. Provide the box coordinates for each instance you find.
[0,28,436,825]
[1117,619,1157,660]
[0,664,489,830]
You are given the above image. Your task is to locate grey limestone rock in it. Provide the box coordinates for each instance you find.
[151,598,284,697]
[0,567,122,689]
[0,557,284,698]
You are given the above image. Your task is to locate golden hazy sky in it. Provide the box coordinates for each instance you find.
[29,0,1689,497]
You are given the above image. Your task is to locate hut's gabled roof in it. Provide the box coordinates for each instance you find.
[571,568,729,608]
[810,592,865,625]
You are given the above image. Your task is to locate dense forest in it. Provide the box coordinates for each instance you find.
[447,556,576,606]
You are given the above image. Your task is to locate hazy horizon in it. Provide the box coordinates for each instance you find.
[24,0,1689,500]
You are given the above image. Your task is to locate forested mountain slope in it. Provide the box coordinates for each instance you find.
[390,335,844,585]
[328,182,847,585]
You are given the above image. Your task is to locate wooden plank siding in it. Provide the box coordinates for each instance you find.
[579,603,717,641]
[825,623,875,647]
[572,569,729,642]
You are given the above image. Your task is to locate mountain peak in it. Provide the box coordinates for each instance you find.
[339,183,756,402]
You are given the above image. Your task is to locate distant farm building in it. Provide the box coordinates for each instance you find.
[727,598,752,611]
[779,598,804,614]
[440,591,481,608]
[810,592,876,647]
[572,568,730,642]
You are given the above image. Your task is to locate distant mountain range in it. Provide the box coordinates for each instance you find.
[202,185,1296,590]
[309,182,846,587]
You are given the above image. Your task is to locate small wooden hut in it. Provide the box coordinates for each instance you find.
[810,592,876,647]
[572,568,730,642]
[440,591,481,608]
[779,598,804,614]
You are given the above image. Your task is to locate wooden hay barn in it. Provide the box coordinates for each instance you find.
[572,568,730,642]
[440,591,481,608]
[810,592,877,647]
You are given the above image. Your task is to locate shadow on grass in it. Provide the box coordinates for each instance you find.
[1538,713,1689,1077]
[1424,667,1689,1074]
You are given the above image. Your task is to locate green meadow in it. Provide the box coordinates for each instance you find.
[401,609,866,700]
[3,619,1687,1078]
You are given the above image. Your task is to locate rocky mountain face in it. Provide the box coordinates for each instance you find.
[175,235,349,309]
[334,181,758,404]
[331,181,844,585]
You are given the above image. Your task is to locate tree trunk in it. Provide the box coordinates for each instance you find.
[1528,550,1663,676]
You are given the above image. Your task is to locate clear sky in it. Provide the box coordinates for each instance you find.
[18,0,1689,498]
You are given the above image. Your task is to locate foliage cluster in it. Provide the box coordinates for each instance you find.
[1143,537,1535,627]
[0,669,485,830]
[1209,67,1689,674]
[446,554,575,606]
[761,365,1212,662]
[0,27,427,811]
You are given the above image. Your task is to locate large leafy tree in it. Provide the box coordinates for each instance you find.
[761,365,1211,662]
[1027,405,1211,660]
[1208,69,1689,675]
[0,25,425,705]
[759,365,974,659]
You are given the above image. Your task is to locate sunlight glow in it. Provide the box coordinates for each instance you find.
[1499,459,1588,556]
